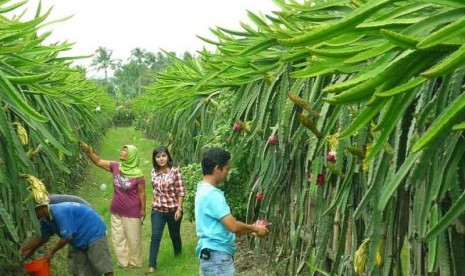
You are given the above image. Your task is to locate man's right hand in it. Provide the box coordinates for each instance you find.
[19,247,34,258]
[254,225,269,237]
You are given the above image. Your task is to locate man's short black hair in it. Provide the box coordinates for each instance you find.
[201,147,231,175]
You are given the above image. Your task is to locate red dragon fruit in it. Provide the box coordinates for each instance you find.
[267,135,278,145]
[327,150,336,163]
[256,192,264,203]
[233,122,242,132]
[317,170,326,185]
[254,220,272,227]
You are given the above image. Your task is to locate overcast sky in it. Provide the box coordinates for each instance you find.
[19,1,278,76]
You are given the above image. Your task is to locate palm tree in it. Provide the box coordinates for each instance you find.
[91,47,119,81]
[130,48,149,95]
[144,51,157,70]
[130,47,146,65]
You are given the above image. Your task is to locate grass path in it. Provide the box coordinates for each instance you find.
[53,127,199,275]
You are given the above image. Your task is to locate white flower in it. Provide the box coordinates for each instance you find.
[311,2,316,7]
[95,106,101,112]
[100,183,107,191]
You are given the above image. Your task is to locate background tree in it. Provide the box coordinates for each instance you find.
[89,48,181,102]
[109,49,177,100]
[129,48,148,95]
[144,51,157,70]
[91,46,119,81]
[182,51,193,61]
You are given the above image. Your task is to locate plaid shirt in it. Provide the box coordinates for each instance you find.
[151,167,185,212]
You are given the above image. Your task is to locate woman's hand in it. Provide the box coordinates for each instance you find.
[174,209,182,221]
[79,143,111,171]
[140,209,146,221]
[80,142,90,153]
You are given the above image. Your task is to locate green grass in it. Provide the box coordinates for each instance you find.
[51,127,199,275]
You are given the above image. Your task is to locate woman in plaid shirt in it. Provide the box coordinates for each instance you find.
[147,146,185,273]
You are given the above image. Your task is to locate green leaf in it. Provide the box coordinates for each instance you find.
[424,190,465,242]
[6,71,53,84]
[238,38,277,56]
[417,17,465,48]
[375,76,427,97]
[0,71,48,123]
[357,17,426,30]
[412,91,465,152]
[421,44,465,78]
[0,0,27,13]
[414,0,465,8]
[338,99,386,138]
[380,29,419,49]
[378,151,422,211]
[452,122,465,130]
[0,200,19,243]
[278,0,393,47]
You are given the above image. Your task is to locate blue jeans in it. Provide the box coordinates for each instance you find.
[199,250,235,276]
[148,210,182,268]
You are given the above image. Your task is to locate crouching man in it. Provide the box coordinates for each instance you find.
[20,201,114,276]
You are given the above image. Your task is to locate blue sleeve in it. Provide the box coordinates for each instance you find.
[54,207,76,240]
[208,191,231,220]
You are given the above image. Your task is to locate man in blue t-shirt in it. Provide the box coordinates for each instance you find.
[195,148,269,276]
[20,202,114,276]
[46,194,94,275]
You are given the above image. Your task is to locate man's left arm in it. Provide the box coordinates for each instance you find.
[20,236,49,258]
[44,238,71,261]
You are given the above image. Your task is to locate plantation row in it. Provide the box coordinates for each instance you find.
[0,2,114,271]
[133,0,465,275]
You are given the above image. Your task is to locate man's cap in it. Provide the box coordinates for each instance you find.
[34,199,50,208]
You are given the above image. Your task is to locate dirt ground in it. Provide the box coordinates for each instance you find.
[235,235,275,276]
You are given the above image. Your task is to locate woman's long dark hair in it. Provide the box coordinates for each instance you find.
[152,146,174,172]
